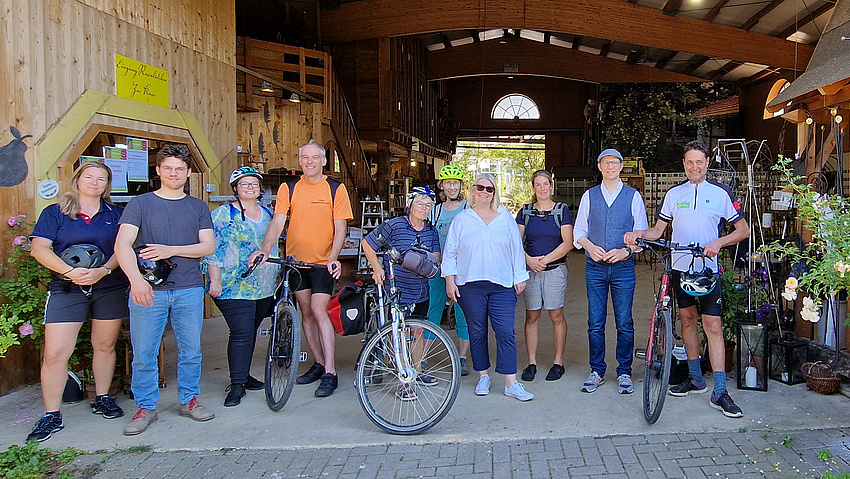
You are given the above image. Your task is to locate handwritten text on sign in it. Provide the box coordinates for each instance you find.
[115,54,169,108]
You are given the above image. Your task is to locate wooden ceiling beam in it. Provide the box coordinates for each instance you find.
[705,61,743,81]
[655,51,678,70]
[740,0,783,31]
[662,0,684,16]
[427,38,704,83]
[469,29,480,42]
[682,55,710,76]
[776,2,835,40]
[572,35,582,50]
[440,34,453,49]
[599,40,612,57]
[740,68,781,87]
[703,0,730,23]
[626,45,647,65]
[321,0,813,70]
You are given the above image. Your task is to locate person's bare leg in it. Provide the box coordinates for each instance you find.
[41,323,84,411]
[295,289,324,366]
[549,308,567,365]
[91,319,124,395]
[310,293,336,374]
[524,309,542,365]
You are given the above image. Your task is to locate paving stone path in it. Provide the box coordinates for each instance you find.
[72,427,850,478]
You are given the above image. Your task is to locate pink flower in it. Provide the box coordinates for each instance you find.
[18,324,34,336]
[13,236,27,247]
[7,216,20,227]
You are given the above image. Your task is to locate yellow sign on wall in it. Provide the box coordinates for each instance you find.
[115,54,169,108]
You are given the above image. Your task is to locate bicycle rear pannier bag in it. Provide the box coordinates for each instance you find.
[329,281,367,336]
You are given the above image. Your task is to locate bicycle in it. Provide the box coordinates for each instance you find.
[355,243,461,434]
[633,238,705,425]
[242,255,323,411]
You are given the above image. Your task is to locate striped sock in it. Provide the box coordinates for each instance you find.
[688,359,704,385]
[713,371,727,395]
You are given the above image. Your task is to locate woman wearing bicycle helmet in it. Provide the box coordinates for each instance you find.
[362,186,441,400]
[427,164,470,375]
[27,160,129,442]
[516,170,574,382]
[205,167,280,407]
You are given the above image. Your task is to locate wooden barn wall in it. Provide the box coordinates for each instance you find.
[236,96,324,172]
[443,76,596,167]
[0,0,235,395]
[329,38,440,148]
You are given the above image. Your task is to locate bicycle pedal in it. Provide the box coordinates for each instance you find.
[634,349,647,359]
[299,352,308,363]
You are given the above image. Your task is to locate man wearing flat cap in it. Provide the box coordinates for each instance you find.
[573,149,648,395]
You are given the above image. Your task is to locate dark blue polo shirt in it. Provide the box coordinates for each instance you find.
[31,202,129,292]
[364,216,440,305]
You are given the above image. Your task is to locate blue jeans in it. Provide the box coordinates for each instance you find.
[214,297,274,384]
[456,281,518,375]
[427,276,468,341]
[585,259,636,377]
[129,287,204,409]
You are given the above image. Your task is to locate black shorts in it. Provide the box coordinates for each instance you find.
[671,270,722,317]
[295,266,335,295]
[44,288,129,324]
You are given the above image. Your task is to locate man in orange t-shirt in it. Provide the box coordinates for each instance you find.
[250,140,353,397]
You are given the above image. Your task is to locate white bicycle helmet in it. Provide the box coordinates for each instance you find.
[680,268,719,297]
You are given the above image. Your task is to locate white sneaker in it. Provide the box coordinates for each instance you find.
[475,375,491,396]
[504,382,534,401]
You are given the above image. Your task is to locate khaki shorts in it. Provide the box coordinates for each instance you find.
[523,264,568,311]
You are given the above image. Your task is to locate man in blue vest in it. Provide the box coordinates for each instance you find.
[573,148,648,394]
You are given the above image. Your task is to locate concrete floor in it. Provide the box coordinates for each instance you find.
[1,251,847,452]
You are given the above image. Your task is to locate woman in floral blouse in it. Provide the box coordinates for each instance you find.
[206,167,279,407]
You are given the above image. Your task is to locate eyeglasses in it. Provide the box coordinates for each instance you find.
[473,184,495,193]
[238,182,261,188]
[600,160,621,167]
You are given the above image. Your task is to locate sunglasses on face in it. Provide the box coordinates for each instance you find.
[473,184,495,193]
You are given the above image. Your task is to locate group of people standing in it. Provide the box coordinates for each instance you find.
[23,138,747,443]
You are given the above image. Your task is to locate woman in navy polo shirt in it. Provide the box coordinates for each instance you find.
[27,161,129,442]
[516,170,574,383]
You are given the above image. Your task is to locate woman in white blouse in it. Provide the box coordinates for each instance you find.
[442,173,533,401]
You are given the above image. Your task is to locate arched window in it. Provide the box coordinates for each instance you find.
[491,94,540,120]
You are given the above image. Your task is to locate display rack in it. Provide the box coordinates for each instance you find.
[387,177,411,218]
[357,199,386,274]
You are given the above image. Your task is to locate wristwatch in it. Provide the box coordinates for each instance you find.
[624,246,633,256]
[102,266,112,275]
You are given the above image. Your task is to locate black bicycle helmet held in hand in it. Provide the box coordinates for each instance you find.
[53,244,106,283]
[135,246,174,286]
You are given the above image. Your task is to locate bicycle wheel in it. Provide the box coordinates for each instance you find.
[356,319,460,434]
[265,304,301,411]
[643,308,673,424]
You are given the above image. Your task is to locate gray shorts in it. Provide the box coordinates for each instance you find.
[43,288,130,324]
[523,264,568,311]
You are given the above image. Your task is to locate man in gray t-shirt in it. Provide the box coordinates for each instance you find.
[115,144,216,436]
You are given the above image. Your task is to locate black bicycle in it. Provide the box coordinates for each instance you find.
[243,255,323,411]
[634,238,704,424]
[354,245,461,434]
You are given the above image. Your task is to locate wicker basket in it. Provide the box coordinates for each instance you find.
[800,362,841,395]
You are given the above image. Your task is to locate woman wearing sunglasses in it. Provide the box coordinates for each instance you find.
[516,170,574,382]
[442,173,532,401]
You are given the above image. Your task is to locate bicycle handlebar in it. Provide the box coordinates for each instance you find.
[241,255,326,278]
[634,238,705,256]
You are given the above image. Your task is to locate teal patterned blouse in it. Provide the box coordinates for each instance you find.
[205,203,280,300]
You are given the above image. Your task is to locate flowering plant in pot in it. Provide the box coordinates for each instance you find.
[0,215,51,357]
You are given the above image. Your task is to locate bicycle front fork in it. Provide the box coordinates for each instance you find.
[390,305,417,383]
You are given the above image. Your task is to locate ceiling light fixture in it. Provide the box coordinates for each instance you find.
[289,93,301,103]
[260,81,274,93]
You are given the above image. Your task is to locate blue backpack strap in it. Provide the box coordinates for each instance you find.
[521,203,534,228]
[552,202,566,227]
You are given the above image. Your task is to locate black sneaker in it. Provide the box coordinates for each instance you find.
[245,375,264,391]
[296,362,325,385]
[521,364,537,381]
[26,413,63,442]
[668,380,708,397]
[545,364,565,381]
[314,373,338,397]
[710,391,744,418]
[224,383,246,407]
[91,395,124,419]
